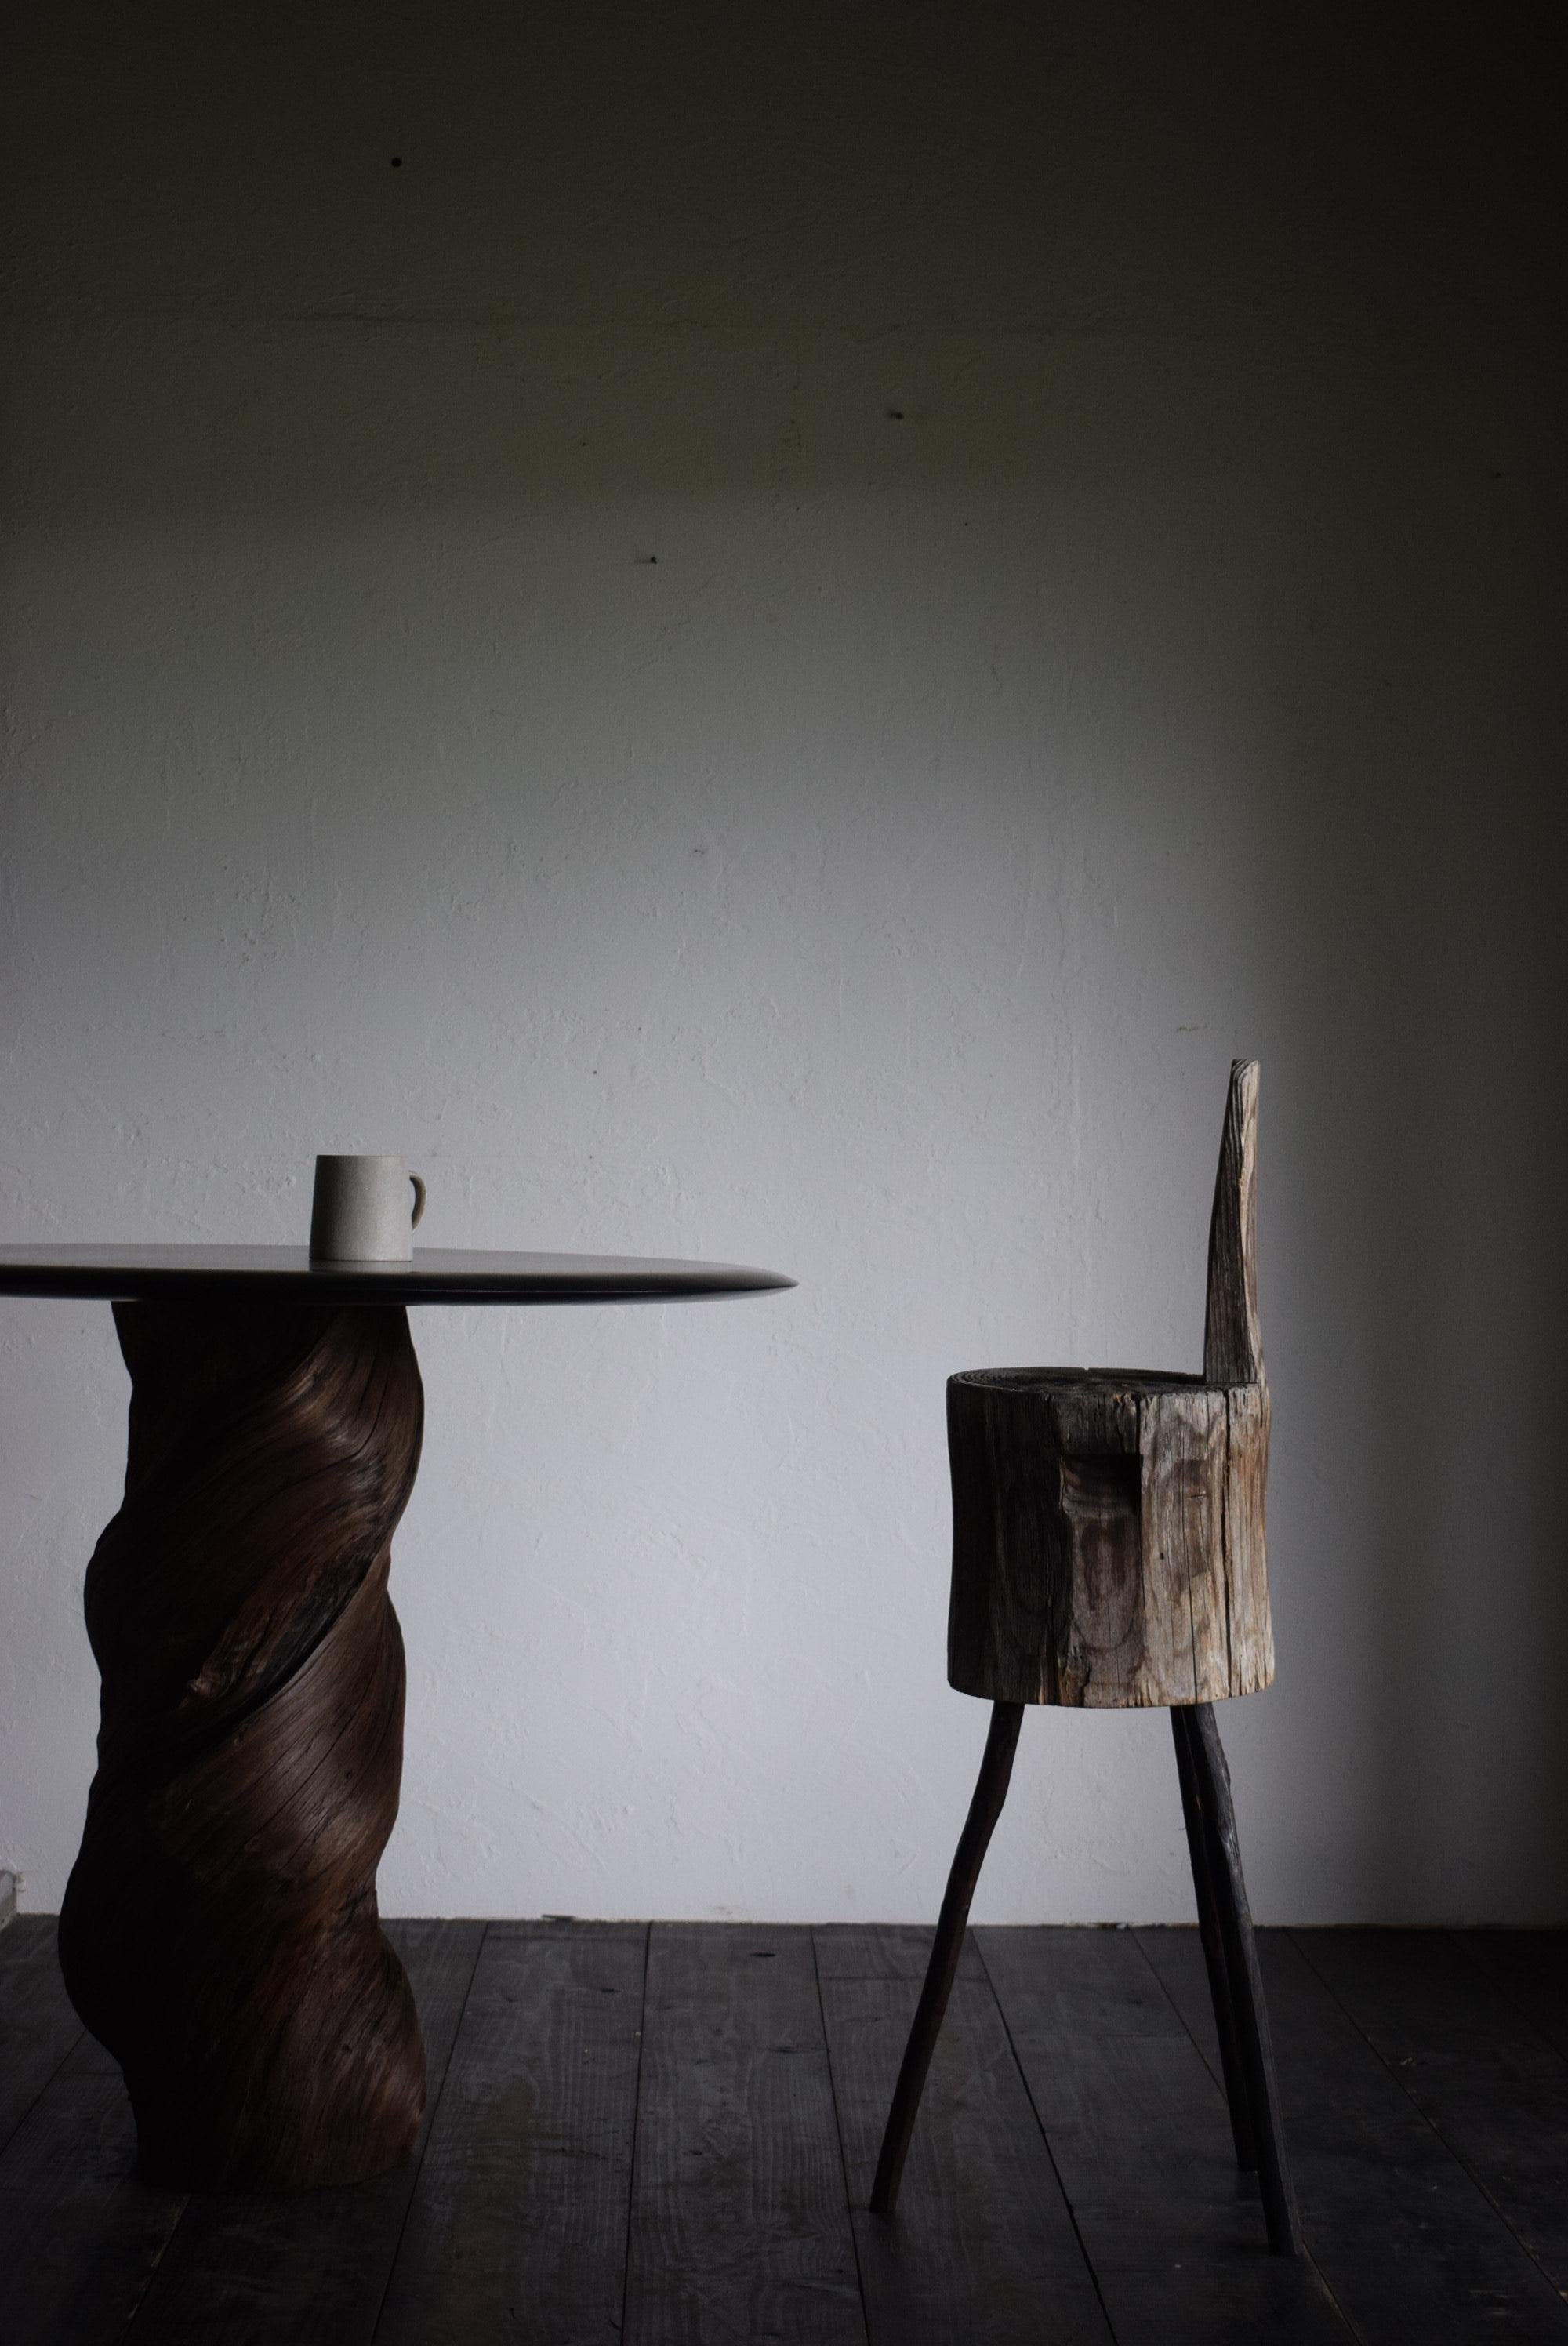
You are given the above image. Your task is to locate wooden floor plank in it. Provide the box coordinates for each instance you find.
[1291,1928,1568,2295]
[8,1919,1568,2344]
[1141,1925,1568,2344]
[816,1940,1112,2345]
[1134,1925,1241,2083]
[979,1926,1349,2344]
[1455,1932,1568,2061]
[0,1911,45,1961]
[0,1916,85,2155]
[813,1925,986,1985]
[0,2027,186,2344]
[624,1923,866,2346]
[121,1919,484,2346]
[374,1921,646,2346]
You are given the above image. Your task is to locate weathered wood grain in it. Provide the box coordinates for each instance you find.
[623,1924,866,2345]
[1142,1386,1228,1705]
[0,2027,187,2344]
[978,1927,1345,2342]
[946,1061,1273,1706]
[870,1703,1022,2213]
[1455,1931,1568,2061]
[0,1916,85,2156]
[57,1299,427,2192]
[4,1924,1568,2345]
[813,1926,986,1985]
[1175,1706,1300,2253]
[1142,1927,1568,2342]
[123,1922,483,2346]
[1203,1058,1264,1388]
[1171,1727,1255,2170]
[376,1923,646,2346]
[1221,1380,1274,1692]
[818,1959,1112,2345]
[1294,1929,1568,2296]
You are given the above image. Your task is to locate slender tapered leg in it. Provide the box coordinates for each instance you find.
[1172,1705,1256,2169]
[870,1701,1024,2216]
[56,1298,426,2192]
[1178,1701,1302,2256]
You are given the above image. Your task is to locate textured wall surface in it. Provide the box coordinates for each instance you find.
[2,3,1565,1923]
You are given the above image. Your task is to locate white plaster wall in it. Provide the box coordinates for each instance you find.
[2,3,1565,1923]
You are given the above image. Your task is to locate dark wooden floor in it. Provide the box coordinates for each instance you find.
[3,1918,1567,2342]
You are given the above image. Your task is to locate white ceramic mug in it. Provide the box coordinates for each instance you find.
[309,1155,427,1262]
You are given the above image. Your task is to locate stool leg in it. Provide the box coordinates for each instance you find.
[869,1700,1024,2216]
[1172,1705,1256,2170]
[1178,1701,1302,2257]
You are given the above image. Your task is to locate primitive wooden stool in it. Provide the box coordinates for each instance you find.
[871,1060,1301,2256]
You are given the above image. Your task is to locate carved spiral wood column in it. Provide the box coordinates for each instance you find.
[57,1298,426,2192]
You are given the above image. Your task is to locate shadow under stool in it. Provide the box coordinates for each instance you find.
[871,1060,1301,2257]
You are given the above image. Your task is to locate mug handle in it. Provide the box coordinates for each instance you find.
[409,1173,427,1230]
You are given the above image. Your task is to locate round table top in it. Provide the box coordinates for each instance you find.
[0,1244,796,1308]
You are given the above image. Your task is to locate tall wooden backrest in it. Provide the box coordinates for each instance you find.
[946,1060,1274,1708]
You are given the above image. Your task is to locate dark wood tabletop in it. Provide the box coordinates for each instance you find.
[0,1244,795,1306]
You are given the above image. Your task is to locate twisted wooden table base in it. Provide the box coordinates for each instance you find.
[58,1298,426,2191]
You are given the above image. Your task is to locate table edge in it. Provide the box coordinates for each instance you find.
[0,1265,797,1306]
